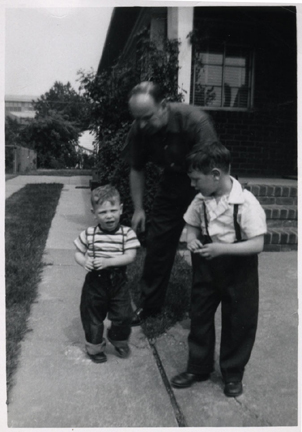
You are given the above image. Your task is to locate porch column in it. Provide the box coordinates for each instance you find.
[167,7,194,103]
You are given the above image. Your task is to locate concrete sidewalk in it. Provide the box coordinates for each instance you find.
[6,176,298,428]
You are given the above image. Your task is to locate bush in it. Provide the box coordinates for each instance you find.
[79,30,183,227]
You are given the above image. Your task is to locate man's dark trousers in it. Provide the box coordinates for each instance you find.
[187,252,259,383]
[139,171,195,313]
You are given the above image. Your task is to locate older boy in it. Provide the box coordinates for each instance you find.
[170,143,267,397]
[74,185,140,363]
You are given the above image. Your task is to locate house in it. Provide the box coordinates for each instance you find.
[5,95,37,124]
[98,6,297,178]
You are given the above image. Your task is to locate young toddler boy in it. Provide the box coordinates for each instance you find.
[74,184,140,363]
[170,142,267,397]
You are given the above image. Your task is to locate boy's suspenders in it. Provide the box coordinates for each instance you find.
[92,225,126,257]
[202,201,242,243]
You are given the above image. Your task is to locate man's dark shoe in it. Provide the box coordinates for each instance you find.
[170,372,210,389]
[87,352,107,364]
[131,308,161,326]
[224,381,243,397]
[114,345,131,359]
[131,308,146,326]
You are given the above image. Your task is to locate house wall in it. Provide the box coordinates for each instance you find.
[192,7,297,176]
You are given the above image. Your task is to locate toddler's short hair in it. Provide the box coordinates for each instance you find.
[91,184,121,208]
[187,142,231,174]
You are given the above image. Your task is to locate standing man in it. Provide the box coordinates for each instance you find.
[127,81,218,326]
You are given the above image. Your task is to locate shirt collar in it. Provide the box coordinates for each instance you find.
[228,176,245,204]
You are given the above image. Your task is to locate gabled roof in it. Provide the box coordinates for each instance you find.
[97,7,142,73]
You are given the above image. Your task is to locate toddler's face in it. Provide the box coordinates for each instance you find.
[92,199,122,232]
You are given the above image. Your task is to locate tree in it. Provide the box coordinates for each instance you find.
[33,81,91,130]
[19,81,90,168]
[22,110,79,168]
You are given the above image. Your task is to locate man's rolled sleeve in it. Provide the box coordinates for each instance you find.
[189,111,219,153]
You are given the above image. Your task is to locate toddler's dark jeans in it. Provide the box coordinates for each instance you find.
[80,268,132,353]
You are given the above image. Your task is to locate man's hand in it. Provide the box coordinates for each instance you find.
[187,238,203,252]
[131,209,146,233]
[84,256,95,271]
[93,257,109,271]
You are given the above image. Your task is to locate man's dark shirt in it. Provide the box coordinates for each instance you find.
[126,102,218,174]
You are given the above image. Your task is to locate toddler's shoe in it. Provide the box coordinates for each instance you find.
[87,352,107,363]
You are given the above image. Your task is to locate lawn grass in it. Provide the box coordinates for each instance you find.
[5,183,63,397]
[21,169,92,176]
[127,248,192,339]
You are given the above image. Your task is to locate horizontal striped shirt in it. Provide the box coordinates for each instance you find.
[74,225,140,259]
[184,177,267,244]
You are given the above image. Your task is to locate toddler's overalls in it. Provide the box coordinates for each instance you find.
[187,202,259,383]
[80,226,132,355]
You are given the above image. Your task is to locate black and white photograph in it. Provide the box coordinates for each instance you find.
[3,1,298,429]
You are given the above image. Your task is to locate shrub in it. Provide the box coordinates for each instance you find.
[79,29,184,226]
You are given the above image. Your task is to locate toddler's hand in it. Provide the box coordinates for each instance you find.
[93,257,109,270]
[84,256,94,271]
[187,239,203,252]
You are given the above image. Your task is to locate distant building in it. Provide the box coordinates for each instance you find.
[98,6,297,177]
[5,95,37,124]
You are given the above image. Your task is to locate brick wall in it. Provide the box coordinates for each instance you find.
[193,7,297,177]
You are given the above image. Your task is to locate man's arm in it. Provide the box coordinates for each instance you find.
[130,168,146,232]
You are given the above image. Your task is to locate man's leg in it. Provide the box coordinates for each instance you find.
[132,194,187,324]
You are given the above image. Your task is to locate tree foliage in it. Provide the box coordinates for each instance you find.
[22,110,79,168]
[17,81,90,168]
[78,29,183,225]
[33,81,91,130]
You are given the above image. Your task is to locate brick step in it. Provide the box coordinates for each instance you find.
[264,227,297,252]
[258,196,297,205]
[243,184,297,198]
[263,204,297,227]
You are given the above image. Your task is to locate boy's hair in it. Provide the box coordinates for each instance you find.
[187,142,231,174]
[91,184,121,208]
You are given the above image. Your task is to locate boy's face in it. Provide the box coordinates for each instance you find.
[92,199,123,232]
[188,169,219,197]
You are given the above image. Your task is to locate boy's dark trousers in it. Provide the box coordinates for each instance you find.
[139,172,196,313]
[80,268,132,354]
[187,252,259,383]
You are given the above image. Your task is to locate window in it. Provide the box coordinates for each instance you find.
[192,44,254,110]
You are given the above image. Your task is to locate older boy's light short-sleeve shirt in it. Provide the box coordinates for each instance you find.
[184,177,267,243]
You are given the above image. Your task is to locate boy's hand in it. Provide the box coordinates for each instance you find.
[93,257,109,270]
[195,243,224,260]
[84,256,95,271]
[187,239,203,252]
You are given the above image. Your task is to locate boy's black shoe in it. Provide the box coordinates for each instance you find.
[131,307,161,326]
[224,381,243,397]
[170,372,210,389]
[87,352,107,364]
